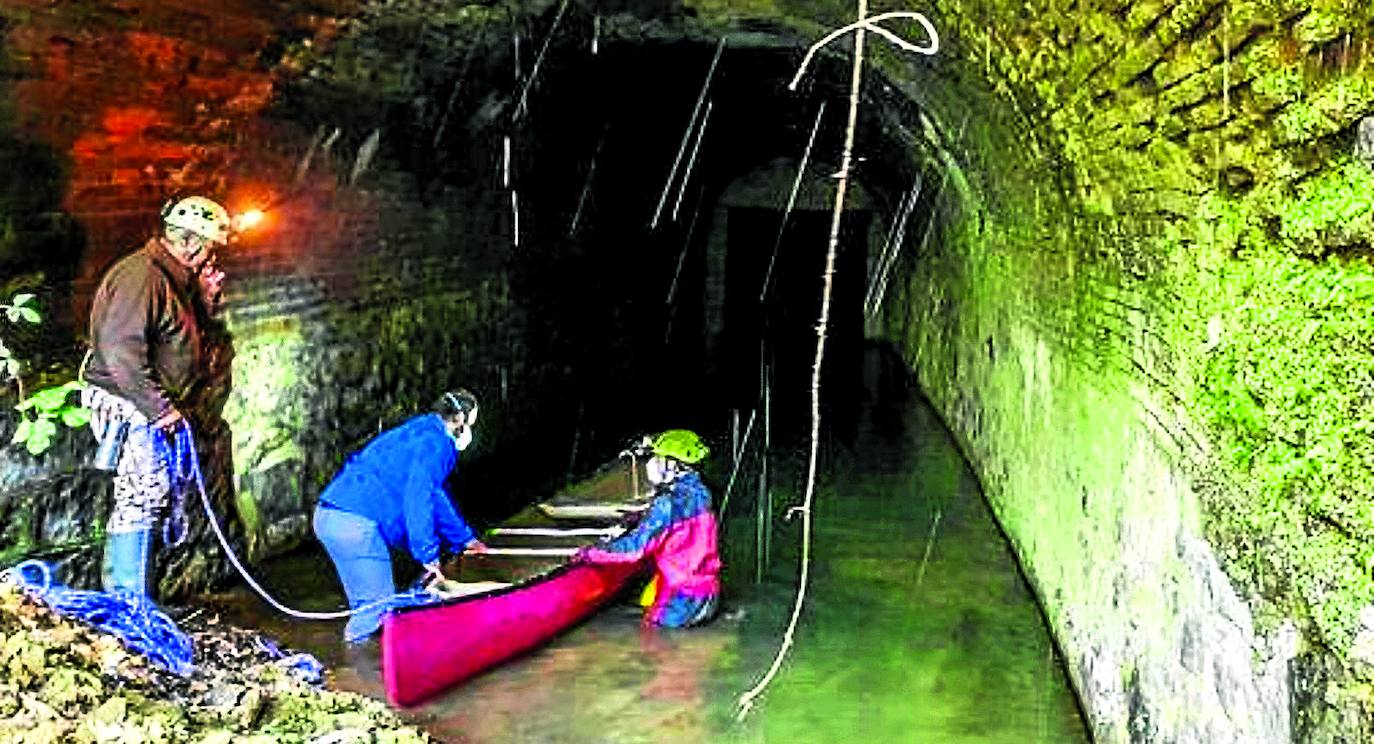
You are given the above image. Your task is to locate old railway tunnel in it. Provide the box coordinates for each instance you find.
[1,0,1374,741]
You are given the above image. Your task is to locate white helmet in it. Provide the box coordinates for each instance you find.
[162,196,231,245]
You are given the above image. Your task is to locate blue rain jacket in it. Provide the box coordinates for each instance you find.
[317,414,475,565]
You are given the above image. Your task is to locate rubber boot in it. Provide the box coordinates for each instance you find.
[102,528,152,595]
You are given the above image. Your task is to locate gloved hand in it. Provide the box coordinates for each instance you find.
[151,407,184,433]
[422,562,446,587]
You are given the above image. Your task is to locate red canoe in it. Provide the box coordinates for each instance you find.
[381,559,644,707]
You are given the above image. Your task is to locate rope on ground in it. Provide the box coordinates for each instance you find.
[255,636,326,685]
[0,559,196,676]
[735,5,939,721]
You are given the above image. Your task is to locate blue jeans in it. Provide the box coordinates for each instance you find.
[313,505,395,642]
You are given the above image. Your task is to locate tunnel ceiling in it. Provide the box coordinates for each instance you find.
[278,8,952,230]
[267,3,983,418]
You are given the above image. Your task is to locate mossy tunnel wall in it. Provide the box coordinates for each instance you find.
[2,0,1374,741]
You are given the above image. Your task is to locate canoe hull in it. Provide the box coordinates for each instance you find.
[381,560,642,707]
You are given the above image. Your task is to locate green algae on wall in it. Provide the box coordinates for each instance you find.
[773,0,1374,735]
[220,272,502,558]
[901,0,1374,658]
[1195,219,1374,653]
[222,322,309,558]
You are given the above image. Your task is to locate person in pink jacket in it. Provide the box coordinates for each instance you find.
[577,429,721,628]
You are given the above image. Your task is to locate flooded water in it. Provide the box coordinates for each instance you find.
[203,387,1089,743]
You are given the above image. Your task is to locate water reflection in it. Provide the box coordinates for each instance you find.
[205,385,1088,743]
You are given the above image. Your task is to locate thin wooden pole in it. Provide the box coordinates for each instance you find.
[476,547,580,557]
[488,527,623,537]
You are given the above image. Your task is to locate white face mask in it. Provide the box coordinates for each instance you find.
[645,456,671,485]
[454,424,473,452]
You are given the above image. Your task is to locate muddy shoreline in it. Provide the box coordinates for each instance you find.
[0,584,430,743]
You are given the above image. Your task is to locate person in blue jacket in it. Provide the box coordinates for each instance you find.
[312,389,488,642]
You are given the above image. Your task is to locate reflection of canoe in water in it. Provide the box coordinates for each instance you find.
[381,559,643,707]
[380,459,649,707]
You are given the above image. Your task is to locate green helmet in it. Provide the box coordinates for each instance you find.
[649,429,709,464]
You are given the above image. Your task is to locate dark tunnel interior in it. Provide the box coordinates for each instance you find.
[370,36,939,510]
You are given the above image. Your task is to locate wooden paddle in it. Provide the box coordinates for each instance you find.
[426,579,513,599]
[474,547,581,557]
[537,503,650,520]
[488,527,624,538]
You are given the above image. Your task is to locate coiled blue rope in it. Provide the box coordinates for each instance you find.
[151,424,194,548]
[255,637,325,685]
[0,560,195,676]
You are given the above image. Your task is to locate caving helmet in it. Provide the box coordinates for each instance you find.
[649,429,709,465]
[162,196,231,245]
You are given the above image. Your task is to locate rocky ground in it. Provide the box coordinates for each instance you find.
[0,583,430,743]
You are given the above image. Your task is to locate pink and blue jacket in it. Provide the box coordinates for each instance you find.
[581,471,721,627]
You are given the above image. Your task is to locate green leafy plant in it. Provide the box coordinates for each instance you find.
[12,380,88,455]
[1195,251,1374,654]
[0,293,38,385]
[2,293,89,455]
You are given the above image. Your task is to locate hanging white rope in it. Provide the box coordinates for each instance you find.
[515,0,571,121]
[666,184,706,306]
[868,177,923,310]
[503,135,512,188]
[433,82,462,148]
[717,407,758,520]
[759,100,828,304]
[787,12,939,92]
[914,507,944,586]
[897,113,969,280]
[672,99,713,222]
[864,175,923,318]
[569,124,609,237]
[736,3,939,722]
[652,38,726,229]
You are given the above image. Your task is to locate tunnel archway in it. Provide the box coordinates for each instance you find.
[4,1,1374,740]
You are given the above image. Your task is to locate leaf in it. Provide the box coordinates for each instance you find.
[25,433,51,456]
[60,406,90,428]
[11,419,30,444]
[4,307,17,323]
[18,308,39,324]
[29,386,74,413]
[11,294,34,307]
[31,416,56,443]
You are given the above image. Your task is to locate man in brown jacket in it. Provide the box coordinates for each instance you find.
[83,195,231,596]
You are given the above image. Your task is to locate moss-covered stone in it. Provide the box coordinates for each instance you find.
[0,584,431,742]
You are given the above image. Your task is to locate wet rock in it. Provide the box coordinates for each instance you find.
[1348,605,1374,682]
[1355,117,1374,169]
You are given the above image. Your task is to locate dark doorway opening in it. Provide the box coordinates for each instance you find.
[722,207,870,445]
